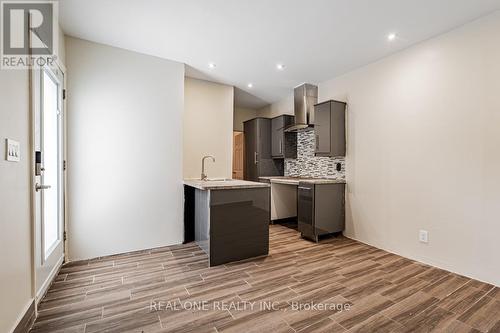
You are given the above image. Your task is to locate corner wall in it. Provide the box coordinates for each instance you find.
[234,107,258,132]
[320,12,500,285]
[262,12,500,285]
[258,94,293,119]
[0,65,32,333]
[183,78,234,179]
[65,37,185,260]
[0,25,66,333]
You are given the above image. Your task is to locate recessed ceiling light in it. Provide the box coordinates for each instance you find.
[247,83,253,88]
[208,62,216,69]
[387,33,397,41]
[276,63,285,71]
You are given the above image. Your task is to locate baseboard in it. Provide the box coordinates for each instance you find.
[343,233,499,287]
[36,255,64,303]
[271,217,297,224]
[11,299,35,333]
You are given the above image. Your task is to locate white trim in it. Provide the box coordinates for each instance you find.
[35,254,64,303]
[8,298,35,333]
[28,7,37,304]
[31,60,67,305]
[61,63,68,261]
[40,65,64,264]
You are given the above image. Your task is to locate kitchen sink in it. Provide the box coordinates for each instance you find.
[205,178,234,182]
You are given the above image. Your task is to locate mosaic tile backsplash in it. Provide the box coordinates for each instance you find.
[285,129,346,179]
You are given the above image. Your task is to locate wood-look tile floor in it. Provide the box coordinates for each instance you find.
[32,224,500,333]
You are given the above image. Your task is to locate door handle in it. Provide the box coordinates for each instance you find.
[35,183,51,192]
[254,152,258,164]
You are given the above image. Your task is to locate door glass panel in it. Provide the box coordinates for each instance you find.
[43,70,59,258]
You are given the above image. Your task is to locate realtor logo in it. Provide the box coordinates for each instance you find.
[1,1,58,69]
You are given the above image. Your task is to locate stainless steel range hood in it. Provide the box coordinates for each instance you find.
[284,83,318,132]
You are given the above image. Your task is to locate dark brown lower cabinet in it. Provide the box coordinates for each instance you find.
[186,186,270,266]
[298,182,345,242]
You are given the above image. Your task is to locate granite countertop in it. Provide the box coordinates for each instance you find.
[184,179,270,190]
[259,176,346,185]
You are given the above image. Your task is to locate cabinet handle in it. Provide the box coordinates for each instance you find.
[316,135,319,150]
[298,186,312,190]
[254,152,258,164]
[280,140,283,153]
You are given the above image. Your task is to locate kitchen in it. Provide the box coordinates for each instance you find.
[3,2,500,332]
[184,84,347,265]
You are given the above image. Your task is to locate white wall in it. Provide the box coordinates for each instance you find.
[0,68,32,333]
[318,12,500,285]
[0,26,66,333]
[260,12,500,286]
[184,78,234,179]
[258,94,293,118]
[234,107,258,132]
[57,25,66,66]
[65,37,185,260]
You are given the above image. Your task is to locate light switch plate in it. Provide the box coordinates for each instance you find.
[5,139,20,162]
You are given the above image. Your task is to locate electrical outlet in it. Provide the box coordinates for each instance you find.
[419,230,429,243]
[5,139,20,162]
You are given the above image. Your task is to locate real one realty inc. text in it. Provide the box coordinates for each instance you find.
[150,300,352,312]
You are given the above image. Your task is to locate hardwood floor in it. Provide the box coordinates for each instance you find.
[31,224,499,333]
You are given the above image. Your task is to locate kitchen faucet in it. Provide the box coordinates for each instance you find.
[201,155,215,181]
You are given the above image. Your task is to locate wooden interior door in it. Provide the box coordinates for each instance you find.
[233,131,244,179]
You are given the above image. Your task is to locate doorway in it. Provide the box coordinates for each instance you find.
[232,131,244,179]
[32,64,66,300]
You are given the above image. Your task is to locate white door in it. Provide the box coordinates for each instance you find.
[33,64,65,300]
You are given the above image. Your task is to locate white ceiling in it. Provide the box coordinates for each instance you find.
[60,0,500,109]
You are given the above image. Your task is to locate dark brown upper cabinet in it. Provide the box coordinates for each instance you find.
[314,100,346,157]
[271,115,297,159]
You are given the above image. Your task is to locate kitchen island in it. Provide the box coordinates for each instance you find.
[183,179,270,266]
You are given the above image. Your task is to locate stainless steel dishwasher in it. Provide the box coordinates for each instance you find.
[298,182,345,242]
